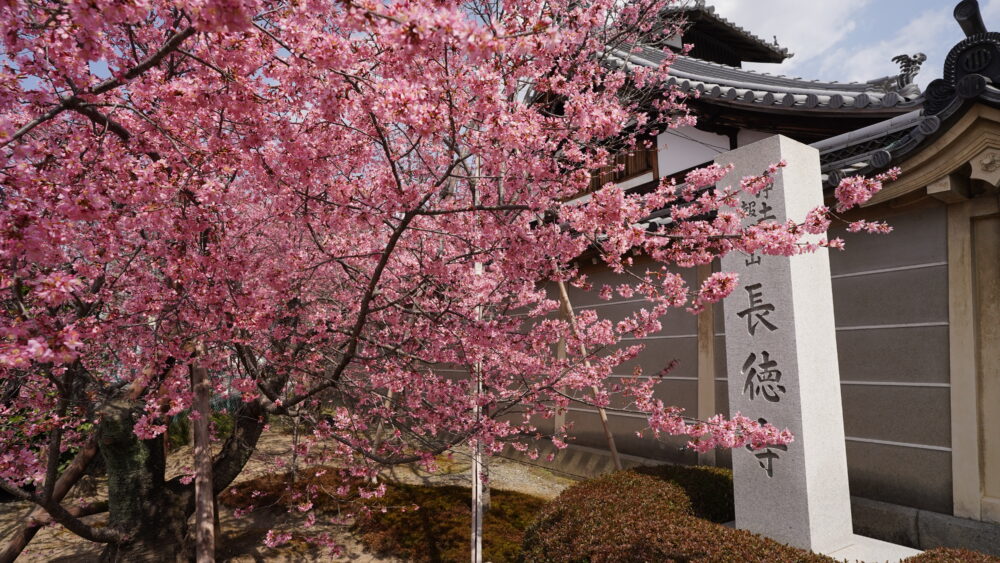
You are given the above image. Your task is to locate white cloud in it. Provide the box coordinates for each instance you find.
[982,0,1000,22]
[700,1,969,89]
[808,7,956,87]
[708,0,871,64]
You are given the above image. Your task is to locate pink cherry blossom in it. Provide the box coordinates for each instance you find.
[0,0,893,554]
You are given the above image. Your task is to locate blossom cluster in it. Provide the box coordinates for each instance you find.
[0,0,899,550]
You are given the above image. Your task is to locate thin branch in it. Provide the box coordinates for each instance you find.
[3,25,196,148]
[413,204,530,216]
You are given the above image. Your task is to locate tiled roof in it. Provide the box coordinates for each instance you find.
[666,1,790,63]
[618,46,924,114]
[812,110,933,185]
[814,84,1000,187]
[812,0,1000,186]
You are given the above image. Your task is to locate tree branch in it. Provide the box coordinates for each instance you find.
[2,25,195,148]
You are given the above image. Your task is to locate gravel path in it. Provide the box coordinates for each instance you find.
[382,447,578,501]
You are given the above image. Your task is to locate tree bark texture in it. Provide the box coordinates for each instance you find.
[191,364,216,562]
[92,396,270,561]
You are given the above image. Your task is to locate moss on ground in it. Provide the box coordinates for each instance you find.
[221,466,546,562]
[356,483,546,562]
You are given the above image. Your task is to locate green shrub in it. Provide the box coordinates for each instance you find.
[167,415,190,449]
[634,464,734,523]
[521,470,691,562]
[164,411,233,449]
[521,468,833,563]
[210,411,235,439]
[904,548,1000,562]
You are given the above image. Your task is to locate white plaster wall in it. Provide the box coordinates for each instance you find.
[657,127,729,177]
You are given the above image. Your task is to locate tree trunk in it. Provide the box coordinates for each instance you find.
[97,400,188,562]
[481,457,490,513]
[0,371,277,562]
[191,364,216,562]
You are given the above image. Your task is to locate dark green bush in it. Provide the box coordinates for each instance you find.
[904,548,1000,562]
[634,464,734,523]
[164,411,233,449]
[167,415,190,449]
[521,468,833,563]
[210,411,235,439]
[521,470,691,562]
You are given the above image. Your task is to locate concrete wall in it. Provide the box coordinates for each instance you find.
[560,257,700,465]
[974,212,1000,522]
[557,199,955,515]
[829,201,952,514]
[737,128,774,147]
[708,200,952,512]
[654,127,782,179]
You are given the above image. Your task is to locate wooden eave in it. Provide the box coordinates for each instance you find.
[868,103,1000,205]
[690,100,911,144]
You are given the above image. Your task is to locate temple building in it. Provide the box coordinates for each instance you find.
[541,0,1000,554]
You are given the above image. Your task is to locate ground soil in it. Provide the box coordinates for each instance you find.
[0,432,576,562]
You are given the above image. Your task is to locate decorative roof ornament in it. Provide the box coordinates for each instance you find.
[925,0,1000,115]
[955,0,988,36]
[813,0,1000,187]
[892,53,927,90]
[867,53,926,96]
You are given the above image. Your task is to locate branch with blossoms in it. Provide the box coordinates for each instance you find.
[537,160,900,451]
[261,155,903,476]
[0,0,902,557]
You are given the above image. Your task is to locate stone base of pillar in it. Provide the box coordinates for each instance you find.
[825,534,922,562]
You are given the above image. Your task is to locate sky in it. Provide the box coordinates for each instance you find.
[706,0,1000,88]
[31,1,1000,94]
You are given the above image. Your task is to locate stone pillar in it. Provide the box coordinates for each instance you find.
[717,135,853,553]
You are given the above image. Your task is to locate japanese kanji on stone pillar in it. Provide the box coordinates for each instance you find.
[717,135,853,553]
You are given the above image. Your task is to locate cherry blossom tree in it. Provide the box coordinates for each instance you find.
[0,0,892,559]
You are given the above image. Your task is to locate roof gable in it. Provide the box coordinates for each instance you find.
[665,1,790,65]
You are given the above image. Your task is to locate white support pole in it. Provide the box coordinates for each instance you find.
[471,386,483,563]
[556,280,622,471]
[471,262,484,563]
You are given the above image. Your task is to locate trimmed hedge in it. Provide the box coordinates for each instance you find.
[521,468,833,563]
[634,464,734,523]
[521,470,693,562]
[904,548,1000,562]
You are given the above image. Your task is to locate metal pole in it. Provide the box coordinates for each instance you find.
[471,260,484,563]
[471,397,483,563]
